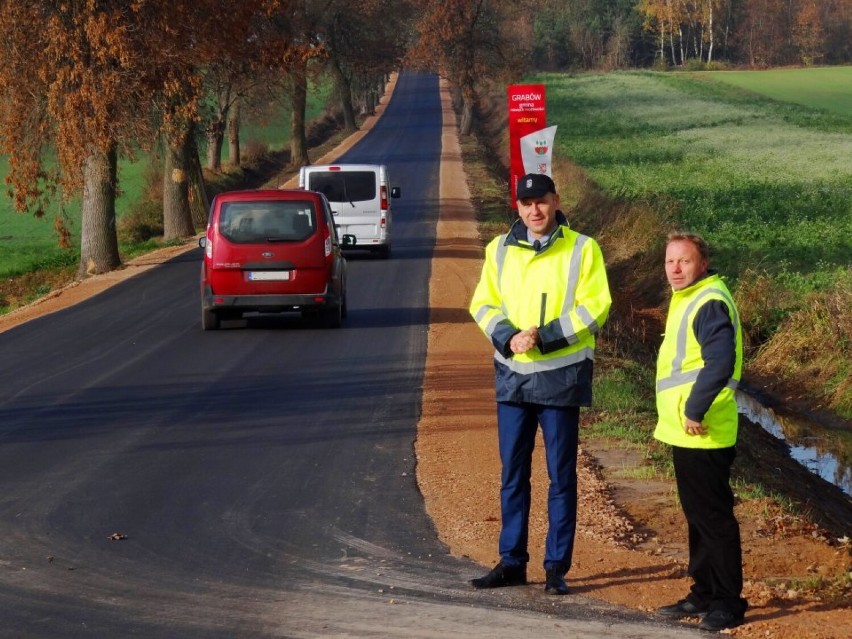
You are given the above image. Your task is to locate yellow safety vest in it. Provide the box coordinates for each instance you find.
[654,273,742,448]
[470,224,611,375]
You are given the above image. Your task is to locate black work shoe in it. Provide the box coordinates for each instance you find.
[544,569,569,595]
[470,562,527,589]
[657,598,709,618]
[698,610,745,632]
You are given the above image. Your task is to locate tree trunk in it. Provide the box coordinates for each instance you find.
[163,131,196,240]
[707,0,714,62]
[667,1,676,64]
[290,58,309,167]
[331,57,357,132]
[78,146,121,278]
[365,87,376,115]
[227,99,241,166]
[205,118,225,172]
[187,131,209,229]
[459,93,474,136]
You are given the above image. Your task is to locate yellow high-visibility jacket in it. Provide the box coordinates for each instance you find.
[469,215,611,406]
[654,273,743,448]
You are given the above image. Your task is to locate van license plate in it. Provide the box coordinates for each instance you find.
[248,271,290,281]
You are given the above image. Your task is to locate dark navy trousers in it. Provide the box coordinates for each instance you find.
[496,401,579,573]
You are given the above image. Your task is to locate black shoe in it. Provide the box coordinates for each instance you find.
[544,569,569,595]
[657,598,709,618]
[470,562,527,589]
[698,610,744,632]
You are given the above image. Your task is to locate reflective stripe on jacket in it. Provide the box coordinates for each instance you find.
[654,273,743,448]
[469,216,611,406]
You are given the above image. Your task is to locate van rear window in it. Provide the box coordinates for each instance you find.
[219,201,316,243]
[308,171,376,203]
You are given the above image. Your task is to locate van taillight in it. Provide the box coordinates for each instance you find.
[205,236,213,259]
[381,185,388,210]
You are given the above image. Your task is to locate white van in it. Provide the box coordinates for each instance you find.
[298,164,401,258]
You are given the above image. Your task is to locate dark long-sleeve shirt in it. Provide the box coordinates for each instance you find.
[684,299,737,422]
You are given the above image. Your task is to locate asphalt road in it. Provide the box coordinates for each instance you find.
[0,72,699,637]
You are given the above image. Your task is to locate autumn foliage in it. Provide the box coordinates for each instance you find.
[636,0,852,67]
[0,1,404,276]
[1,0,851,277]
[407,0,530,135]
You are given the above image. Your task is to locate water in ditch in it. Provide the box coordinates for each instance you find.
[737,391,852,498]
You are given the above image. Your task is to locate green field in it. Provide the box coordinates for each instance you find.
[0,76,334,279]
[518,66,852,477]
[695,66,852,117]
[532,68,852,293]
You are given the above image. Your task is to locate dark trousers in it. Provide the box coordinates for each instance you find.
[496,402,579,573]
[673,446,748,616]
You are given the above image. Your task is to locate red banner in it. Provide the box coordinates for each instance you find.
[507,84,546,205]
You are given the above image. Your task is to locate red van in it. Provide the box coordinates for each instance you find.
[198,189,354,330]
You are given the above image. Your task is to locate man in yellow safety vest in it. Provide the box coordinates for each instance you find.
[469,173,611,596]
[654,232,747,632]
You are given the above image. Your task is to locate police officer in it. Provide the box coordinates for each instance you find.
[654,232,748,631]
[468,173,611,595]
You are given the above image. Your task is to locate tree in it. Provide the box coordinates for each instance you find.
[134,1,210,241]
[204,81,232,172]
[638,0,745,65]
[528,0,641,70]
[312,0,412,132]
[235,0,327,169]
[531,1,575,69]
[79,146,121,276]
[227,99,242,166]
[793,0,826,65]
[162,129,197,239]
[731,0,791,66]
[289,52,311,168]
[637,0,677,65]
[821,0,852,63]
[408,0,529,136]
[192,6,288,172]
[606,12,635,69]
[0,1,151,277]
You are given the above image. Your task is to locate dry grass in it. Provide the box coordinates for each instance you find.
[734,269,797,356]
[751,276,852,416]
[0,265,77,310]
